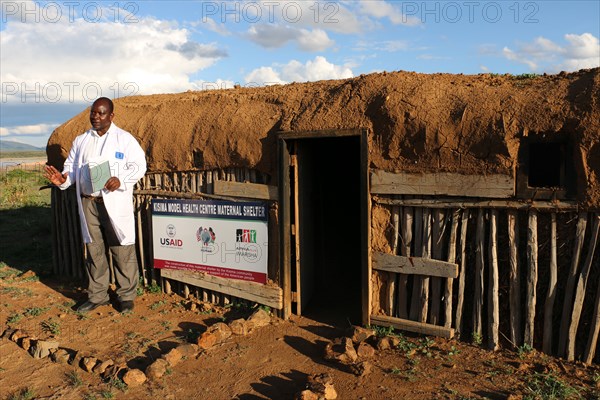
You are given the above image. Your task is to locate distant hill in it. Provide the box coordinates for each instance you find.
[0,141,44,152]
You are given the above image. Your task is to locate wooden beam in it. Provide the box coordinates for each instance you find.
[524,209,538,348]
[488,209,500,351]
[543,213,558,354]
[373,196,584,211]
[371,170,514,198]
[370,315,454,339]
[566,214,599,361]
[160,269,283,310]
[558,212,588,356]
[214,180,278,201]
[508,210,522,347]
[372,252,458,278]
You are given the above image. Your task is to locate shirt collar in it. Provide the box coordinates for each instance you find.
[91,123,114,138]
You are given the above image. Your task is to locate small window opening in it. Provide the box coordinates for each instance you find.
[528,142,564,188]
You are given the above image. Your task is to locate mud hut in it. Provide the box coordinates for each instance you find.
[47,69,600,362]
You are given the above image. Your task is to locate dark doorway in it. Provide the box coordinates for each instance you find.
[291,135,363,325]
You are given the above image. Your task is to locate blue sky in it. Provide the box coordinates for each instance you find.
[1,0,599,148]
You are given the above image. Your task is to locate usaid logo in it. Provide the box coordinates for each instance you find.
[160,224,182,247]
[166,224,176,237]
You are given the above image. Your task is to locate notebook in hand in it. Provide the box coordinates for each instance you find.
[90,161,111,193]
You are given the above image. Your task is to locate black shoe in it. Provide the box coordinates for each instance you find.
[120,300,134,313]
[76,300,109,313]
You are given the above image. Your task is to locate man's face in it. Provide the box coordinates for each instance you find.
[90,101,114,135]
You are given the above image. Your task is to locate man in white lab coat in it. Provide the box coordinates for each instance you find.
[44,97,147,313]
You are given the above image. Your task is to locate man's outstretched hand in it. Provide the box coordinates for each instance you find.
[44,165,67,186]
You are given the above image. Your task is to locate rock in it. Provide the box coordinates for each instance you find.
[197,323,232,350]
[197,331,217,350]
[306,373,337,399]
[20,337,32,351]
[188,302,197,312]
[356,342,376,359]
[324,338,358,364]
[146,359,169,380]
[81,356,98,372]
[163,347,183,367]
[176,343,199,358]
[51,348,70,364]
[295,390,320,400]
[349,326,375,344]
[93,359,114,375]
[351,361,372,377]
[122,369,147,387]
[377,337,391,350]
[1,328,17,339]
[229,318,251,336]
[9,329,27,343]
[247,308,271,328]
[29,340,59,359]
[101,363,127,380]
[69,351,83,367]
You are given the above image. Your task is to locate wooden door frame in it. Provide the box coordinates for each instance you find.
[278,129,370,324]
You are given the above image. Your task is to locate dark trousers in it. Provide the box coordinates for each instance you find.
[82,197,139,303]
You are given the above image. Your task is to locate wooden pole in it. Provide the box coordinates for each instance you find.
[373,196,583,211]
[566,213,599,360]
[488,210,500,351]
[430,209,446,325]
[558,212,588,357]
[409,208,423,321]
[419,208,431,323]
[136,197,147,286]
[444,210,459,329]
[524,209,538,348]
[455,209,469,338]
[398,206,413,319]
[473,209,485,341]
[542,213,558,354]
[584,275,600,364]
[388,205,401,316]
[507,210,522,347]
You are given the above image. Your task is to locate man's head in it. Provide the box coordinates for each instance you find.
[90,97,114,135]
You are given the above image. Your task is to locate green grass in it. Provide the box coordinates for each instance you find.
[23,306,49,317]
[7,387,36,400]
[66,370,83,387]
[0,169,53,275]
[524,372,581,399]
[0,151,46,160]
[41,318,61,335]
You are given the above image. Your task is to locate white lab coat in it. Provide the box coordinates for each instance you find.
[61,123,147,245]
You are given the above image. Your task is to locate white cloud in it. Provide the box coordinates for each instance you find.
[502,33,600,72]
[245,56,353,85]
[193,17,231,36]
[355,40,410,52]
[246,24,334,51]
[0,3,227,103]
[245,67,286,85]
[0,123,56,137]
[358,0,421,26]
[254,0,365,34]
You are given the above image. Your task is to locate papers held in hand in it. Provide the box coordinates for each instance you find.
[90,161,111,193]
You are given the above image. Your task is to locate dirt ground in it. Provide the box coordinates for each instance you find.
[1,266,599,400]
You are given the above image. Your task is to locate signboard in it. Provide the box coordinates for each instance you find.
[152,199,268,284]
